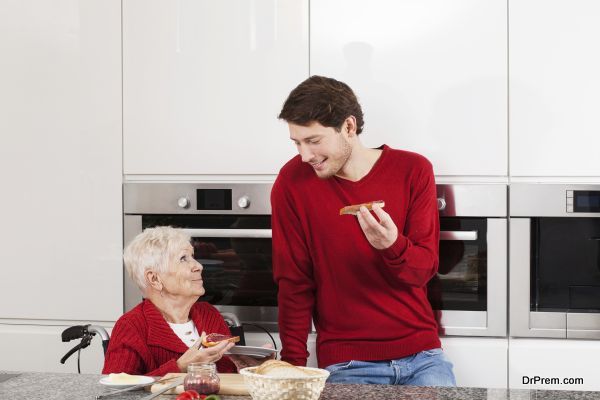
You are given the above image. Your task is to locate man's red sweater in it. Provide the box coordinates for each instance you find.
[271,145,441,368]
[102,299,236,376]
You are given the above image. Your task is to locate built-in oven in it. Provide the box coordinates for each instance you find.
[510,184,600,339]
[123,183,277,329]
[123,182,507,337]
[432,184,507,337]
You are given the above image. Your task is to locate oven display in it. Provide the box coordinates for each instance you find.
[573,191,600,213]
[197,189,232,210]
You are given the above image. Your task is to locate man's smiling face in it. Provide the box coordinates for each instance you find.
[289,121,352,179]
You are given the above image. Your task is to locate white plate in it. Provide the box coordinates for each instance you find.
[225,345,279,358]
[99,375,155,388]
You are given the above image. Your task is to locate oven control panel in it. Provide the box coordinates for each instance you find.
[567,190,600,213]
[124,183,273,215]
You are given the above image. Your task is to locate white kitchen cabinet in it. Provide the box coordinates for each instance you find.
[311,0,507,177]
[0,0,123,321]
[510,0,600,177]
[509,338,600,391]
[123,0,307,175]
[0,324,111,374]
[441,337,507,388]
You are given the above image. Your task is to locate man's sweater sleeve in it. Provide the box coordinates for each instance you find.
[271,177,315,366]
[379,160,440,287]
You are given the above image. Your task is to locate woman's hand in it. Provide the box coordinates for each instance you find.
[176,332,234,372]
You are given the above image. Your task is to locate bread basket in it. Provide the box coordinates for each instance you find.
[239,365,329,400]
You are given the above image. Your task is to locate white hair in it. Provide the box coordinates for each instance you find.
[123,226,191,292]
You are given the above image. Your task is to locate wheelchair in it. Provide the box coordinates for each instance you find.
[60,313,251,373]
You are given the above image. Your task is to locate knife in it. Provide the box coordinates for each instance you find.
[95,375,183,399]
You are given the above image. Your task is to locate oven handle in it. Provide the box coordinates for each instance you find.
[181,229,475,240]
[180,228,272,239]
[440,230,478,241]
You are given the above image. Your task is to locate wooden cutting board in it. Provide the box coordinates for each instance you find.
[149,372,249,396]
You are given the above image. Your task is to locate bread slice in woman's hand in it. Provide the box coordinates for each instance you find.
[201,333,240,347]
[339,200,385,216]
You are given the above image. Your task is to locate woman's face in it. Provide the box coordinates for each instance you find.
[160,243,205,298]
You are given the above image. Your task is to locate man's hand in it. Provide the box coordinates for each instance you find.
[356,203,398,250]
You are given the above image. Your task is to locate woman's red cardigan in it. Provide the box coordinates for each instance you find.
[102,299,236,376]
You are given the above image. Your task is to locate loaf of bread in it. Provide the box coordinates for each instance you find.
[254,360,322,378]
[201,333,240,347]
[339,200,385,216]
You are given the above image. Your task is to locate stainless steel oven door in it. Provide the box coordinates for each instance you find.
[510,217,600,338]
[435,218,507,337]
[433,184,508,337]
[123,182,277,326]
[510,217,565,338]
[510,184,600,339]
[124,214,279,330]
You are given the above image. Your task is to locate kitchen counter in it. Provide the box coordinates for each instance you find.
[2,371,600,400]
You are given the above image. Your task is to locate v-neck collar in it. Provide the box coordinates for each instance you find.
[333,144,388,187]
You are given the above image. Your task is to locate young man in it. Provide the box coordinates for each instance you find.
[271,76,456,386]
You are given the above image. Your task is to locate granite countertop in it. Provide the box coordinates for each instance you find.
[2,371,600,400]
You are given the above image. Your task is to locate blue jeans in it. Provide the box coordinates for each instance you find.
[325,348,456,387]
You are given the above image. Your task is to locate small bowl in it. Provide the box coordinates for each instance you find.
[239,365,329,400]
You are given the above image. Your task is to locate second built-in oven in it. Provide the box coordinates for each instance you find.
[123,182,507,337]
[510,184,600,338]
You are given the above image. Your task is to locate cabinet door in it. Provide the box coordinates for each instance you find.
[510,0,600,177]
[509,338,600,390]
[441,337,508,388]
[0,324,110,373]
[123,0,308,175]
[311,0,507,176]
[0,1,122,321]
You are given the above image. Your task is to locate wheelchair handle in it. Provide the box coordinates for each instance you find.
[61,325,87,342]
[60,324,111,366]
[87,325,110,341]
[87,325,110,354]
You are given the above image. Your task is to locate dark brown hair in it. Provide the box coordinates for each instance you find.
[278,76,365,134]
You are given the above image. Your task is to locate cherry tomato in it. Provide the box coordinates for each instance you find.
[175,392,193,400]
[176,391,201,400]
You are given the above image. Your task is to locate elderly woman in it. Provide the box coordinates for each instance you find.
[102,226,237,375]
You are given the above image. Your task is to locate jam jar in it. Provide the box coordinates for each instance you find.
[184,362,220,395]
